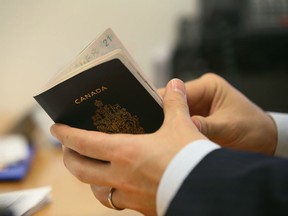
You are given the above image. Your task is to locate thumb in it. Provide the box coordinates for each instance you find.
[162,79,190,123]
[191,115,223,140]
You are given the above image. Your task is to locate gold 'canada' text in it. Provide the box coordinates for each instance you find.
[75,86,108,104]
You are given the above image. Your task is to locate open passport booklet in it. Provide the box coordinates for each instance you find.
[34,28,164,133]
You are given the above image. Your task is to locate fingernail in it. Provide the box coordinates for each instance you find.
[171,79,186,97]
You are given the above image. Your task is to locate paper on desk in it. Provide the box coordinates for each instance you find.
[0,186,52,216]
[0,135,29,169]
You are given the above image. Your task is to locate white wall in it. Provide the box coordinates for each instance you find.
[0,0,197,121]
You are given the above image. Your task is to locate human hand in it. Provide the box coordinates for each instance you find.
[50,79,206,215]
[164,73,277,155]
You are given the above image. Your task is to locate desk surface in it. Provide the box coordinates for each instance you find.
[0,146,141,216]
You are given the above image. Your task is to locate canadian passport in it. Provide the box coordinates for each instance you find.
[33,28,164,134]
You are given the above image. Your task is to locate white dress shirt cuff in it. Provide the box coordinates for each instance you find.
[268,112,288,158]
[156,139,220,216]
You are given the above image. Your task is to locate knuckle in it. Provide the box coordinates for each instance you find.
[202,72,227,86]
[202,72,218,80]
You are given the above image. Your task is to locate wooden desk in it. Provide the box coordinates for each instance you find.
[0,146,141,216]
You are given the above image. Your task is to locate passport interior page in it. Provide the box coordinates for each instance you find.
[34,51,164,134]
[53,28,146,89]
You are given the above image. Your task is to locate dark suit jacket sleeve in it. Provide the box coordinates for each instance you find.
[165,148,288,216]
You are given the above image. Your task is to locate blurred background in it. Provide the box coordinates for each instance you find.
[0,0,196,135]
[0,0,288,143]
[0,0,287,214]
[171,0,288,114]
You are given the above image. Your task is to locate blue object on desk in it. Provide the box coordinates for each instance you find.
[0,146,34,181]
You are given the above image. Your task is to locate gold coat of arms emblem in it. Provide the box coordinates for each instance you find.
[92,100,145,134]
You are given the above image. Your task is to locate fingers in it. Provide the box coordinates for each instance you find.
[90,185,111,207]
[192,115,211,137]
[184,73,221,116]
[191,113,234,145]
[50,124,105,160]
[91,186,128,211]
[90,186,124,210]
[62,146,112,185]
[50,124,134,162]
[90,185,155,214]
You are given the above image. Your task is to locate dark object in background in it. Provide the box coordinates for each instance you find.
[171,0,288,112]
[199,0,288,74]
[0,209,14,216]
